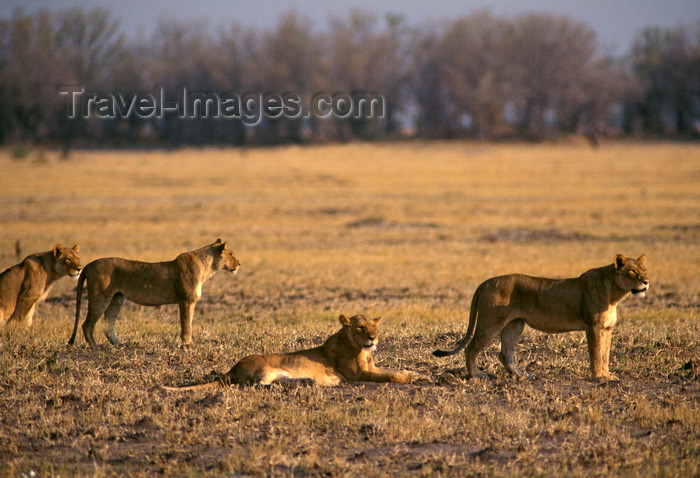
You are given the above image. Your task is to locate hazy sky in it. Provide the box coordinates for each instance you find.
[2,0,699,56]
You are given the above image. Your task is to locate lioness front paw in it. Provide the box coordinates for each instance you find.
[593,373,619,383]
[467,371,489,380]
[406,371,431,383]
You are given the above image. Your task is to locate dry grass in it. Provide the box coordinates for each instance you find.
[0,140,698,476]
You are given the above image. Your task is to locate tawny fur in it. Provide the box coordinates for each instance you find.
[69,239,239,347]
[434,254,649,381]
[163,314,421,391]
[0,245,81,328]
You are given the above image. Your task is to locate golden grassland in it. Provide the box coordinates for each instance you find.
[0,140,698,476]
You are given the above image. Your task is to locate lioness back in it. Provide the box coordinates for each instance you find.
[83,258,181,306]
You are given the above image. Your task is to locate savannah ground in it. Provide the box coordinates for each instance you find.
[0,140,698,476]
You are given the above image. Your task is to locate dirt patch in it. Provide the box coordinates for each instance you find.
[479,227,600,243]
[200,285,467,316]
[348,442,513,471]
[346,216,440,229]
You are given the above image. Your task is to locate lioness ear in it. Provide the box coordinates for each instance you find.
[339,314,350,326]
[214,241,226,254]
[72,244,80,253]
[637,254,646,266]
[373,317,382,325]
[613,254,627,270]
[53,244,66,258]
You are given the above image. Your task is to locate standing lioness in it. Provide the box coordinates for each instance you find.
[69,239,239,347]
[0,244,81,327]
[433,254,649,381]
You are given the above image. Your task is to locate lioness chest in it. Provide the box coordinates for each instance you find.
[599,308,617,328]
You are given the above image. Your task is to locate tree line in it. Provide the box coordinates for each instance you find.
[0,8,698,148]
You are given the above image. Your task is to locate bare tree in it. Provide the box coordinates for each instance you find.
[629,23,700,136]
[0,7,695,145]
[248,13,326,143]
[0,10,66,143]
[437,11,513,139]
[561,57,637,144]
[146,19,221,144]
[53,8,124,149]
[409,26,455,138]
[329,11,407,139]
[506,13,601,139]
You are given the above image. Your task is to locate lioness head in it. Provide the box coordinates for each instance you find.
[53,244,81,277]
[340,314,381,351]
[613,254,649,297]
[211,239,240,274]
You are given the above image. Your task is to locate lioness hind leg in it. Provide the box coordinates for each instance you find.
[464,325,501,378]
[499,319,526,377]
[103,294,124,345]
[19,303,37,328]
[82,297,111,347]
[10,302,37,328]
[259,370,295,385]
[8,293,40,328]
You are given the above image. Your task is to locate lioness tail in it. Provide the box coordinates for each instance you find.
[68,269,87,345]
[433,286,481,357]
[161,381,220,392]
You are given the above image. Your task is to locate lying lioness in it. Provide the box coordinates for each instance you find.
[163,314,421,390]
[0,244,81,327]
[433,254,649,381]
[68,239,239,347]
